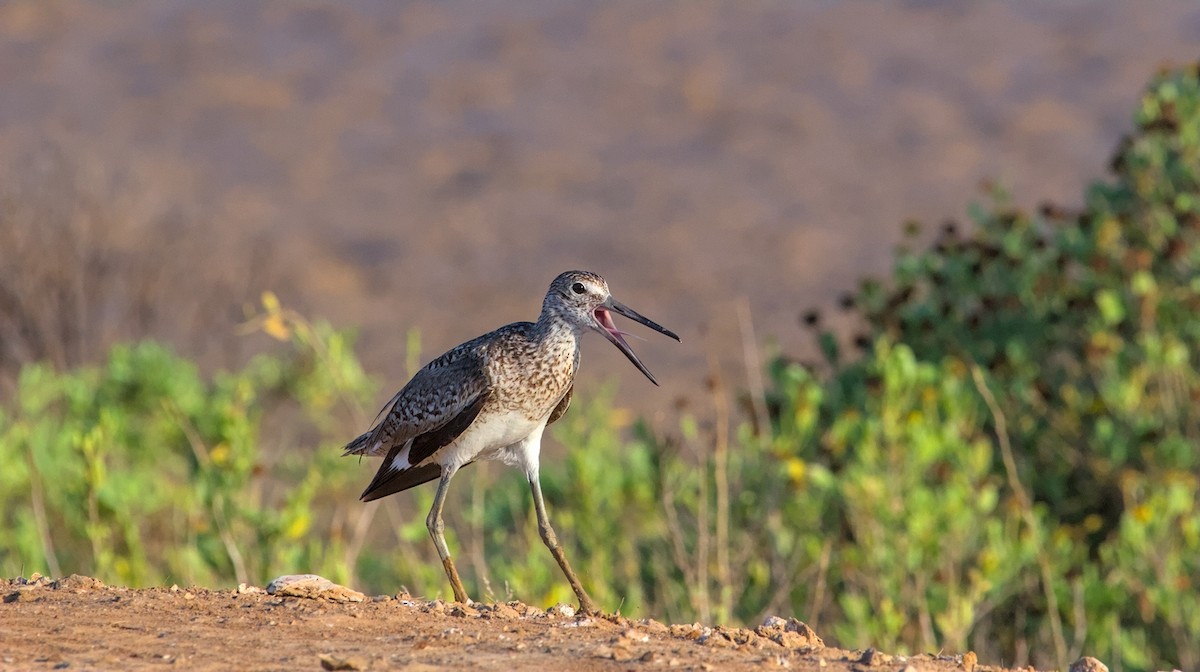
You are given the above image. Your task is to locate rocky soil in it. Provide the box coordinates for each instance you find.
[0,574,1056,672]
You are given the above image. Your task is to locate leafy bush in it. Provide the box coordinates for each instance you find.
[784,62,1200,670]
[0,297,377,588]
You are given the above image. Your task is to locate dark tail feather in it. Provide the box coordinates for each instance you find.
[343,431,374,457]
[360,462,442,502]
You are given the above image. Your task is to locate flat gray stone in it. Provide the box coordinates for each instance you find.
[266,574,365,603]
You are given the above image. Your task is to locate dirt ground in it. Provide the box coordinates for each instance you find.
[1,575,1026,672]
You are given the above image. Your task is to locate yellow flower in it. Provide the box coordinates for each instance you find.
[785,457,806,485]
[286,513,311,540]
[262,314,291,341]
[210,442,231,466]
[1132,504,1151,523]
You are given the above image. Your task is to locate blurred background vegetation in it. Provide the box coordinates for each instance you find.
[3,64,1198,672]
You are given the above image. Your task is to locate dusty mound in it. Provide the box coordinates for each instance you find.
[2,575,1034,671]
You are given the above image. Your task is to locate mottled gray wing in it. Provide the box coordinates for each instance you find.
[343,348,490,458]
[359,392,489,502]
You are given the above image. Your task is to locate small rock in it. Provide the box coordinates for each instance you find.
[640,651,661,663]
[266,574,365,603]
[448,604,478,618]
[756,616,823,649]
[638,618,670,635]
[183,592,195,600]
[505,600,530,616]
[622,628,650,643]
[546,603,576,618]
[4,592,20,604]
[777,631,816,650]
[761,615,789,632]
[1069,657,1109,672]
[52,575,104,592]
[961,650,978,672]
[488,603,519,619]
[858,648,893,666]
[702,631,735,649]
[318,653,368,671]
[784,619,823,648]
[236,583,262,595]
[669,622,705,639]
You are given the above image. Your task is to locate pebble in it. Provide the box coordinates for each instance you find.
[622,628,650,643]
[266,575,365,603]
[756,616,824,650]
[545,603,575,618]
[638,618,670,635]
[318,653,368,671]
[487,603,519,619]
[1069,657,1109,672]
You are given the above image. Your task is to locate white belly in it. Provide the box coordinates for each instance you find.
[432,410,546,472]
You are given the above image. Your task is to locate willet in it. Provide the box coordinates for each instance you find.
[344,270,679,614]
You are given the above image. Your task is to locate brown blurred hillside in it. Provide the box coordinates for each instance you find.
[1,0,1198,418]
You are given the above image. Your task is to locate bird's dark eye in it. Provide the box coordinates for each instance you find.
[571,282,586,295]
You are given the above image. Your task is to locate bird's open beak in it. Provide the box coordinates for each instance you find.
[592,297,680,386]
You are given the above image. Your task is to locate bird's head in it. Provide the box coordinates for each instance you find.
[544,270,680,385]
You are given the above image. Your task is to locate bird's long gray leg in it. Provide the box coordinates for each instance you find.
[427,467,470,604]
[528,470,598,615]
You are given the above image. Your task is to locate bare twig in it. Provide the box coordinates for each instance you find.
[25,446,62,577]
[342,501,379,589]
[468,462,491,598]
[211,496,249,585]
[736,298,771,435]
[971,365,1067,671]
[382,501,429,589]
[695,429,711,624]
[707,350,733,624]
[169,404,250,585]
[806,539,833,631]
[1069,578,1086,661]
[660,469,698,613]
[915,571,936,651]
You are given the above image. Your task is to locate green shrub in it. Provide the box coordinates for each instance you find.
[0,299,377,587]
[791,62,1200,669]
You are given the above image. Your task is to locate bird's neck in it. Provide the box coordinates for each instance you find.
[534,305,584,345]
[531,309,583,379]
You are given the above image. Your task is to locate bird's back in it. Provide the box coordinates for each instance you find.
[344,319,577,459]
